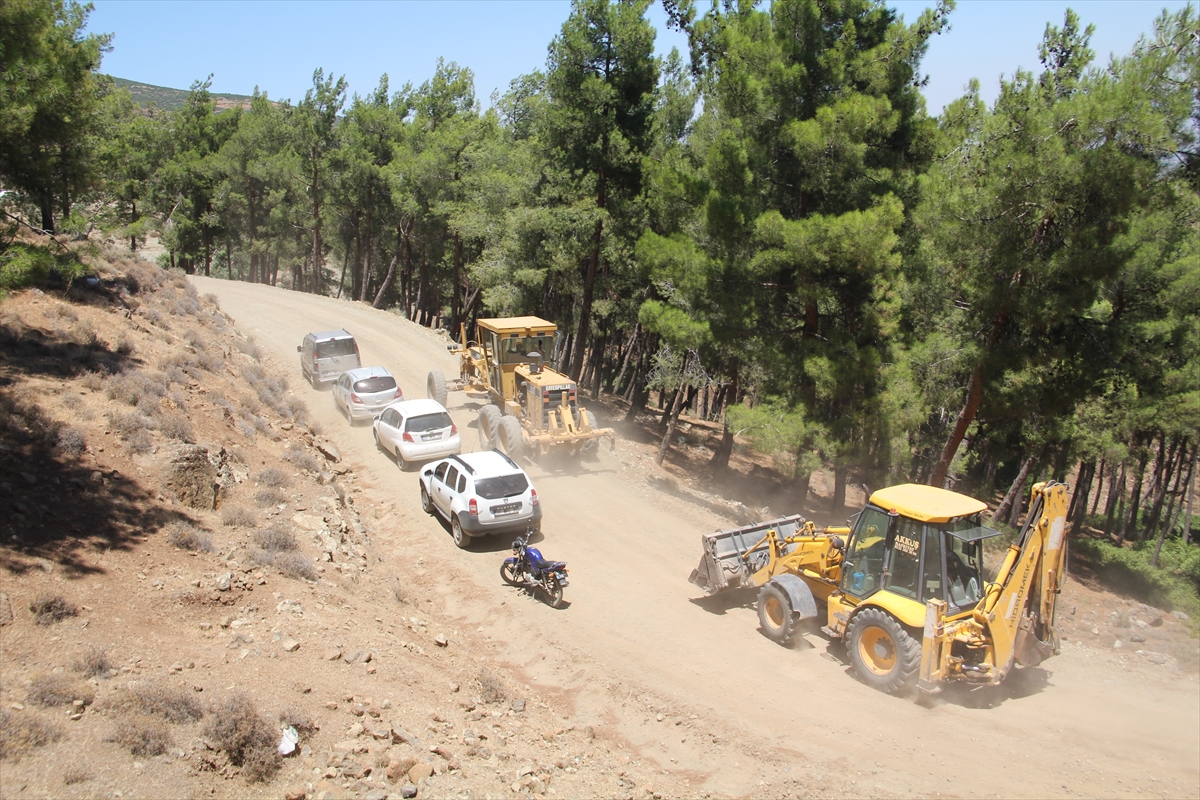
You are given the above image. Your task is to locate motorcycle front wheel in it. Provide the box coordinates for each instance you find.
[500,559,524,587]
[541,575,564,608]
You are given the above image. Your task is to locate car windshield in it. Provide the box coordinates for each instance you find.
[354,376,396,394]
[474,473,528,499]
[316,338,356,357]
[406,412,452,433]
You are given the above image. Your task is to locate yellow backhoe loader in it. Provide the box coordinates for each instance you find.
[427,316,614,459]
[689,482,1069,694]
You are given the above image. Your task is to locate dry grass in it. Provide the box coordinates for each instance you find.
[110,680,204,724]
[111,715,172,756]
[56,426,86,456]
[127,430,153,454]
[167,521,214,553]
[158,413,194,442]
[29,594,78,625]
[254,522,296,552]
[477,668,507,704]
[235,338,263,361]
[205,694,281,782]
[221,506,256,528]
[283,446,321,473]
[279,706,318,735]
[73,645,112,678]
[0,710,62,759]
[26,673,93,707]
[62,768,91,785]
[255,468,292,488]
[253,487,288,508]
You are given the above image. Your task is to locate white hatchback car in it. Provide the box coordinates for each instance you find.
[419,450,542,549]
[373,399,460,470]
[334,366,402,423]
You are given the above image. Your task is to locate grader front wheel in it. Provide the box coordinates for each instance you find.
[846,607,921,695]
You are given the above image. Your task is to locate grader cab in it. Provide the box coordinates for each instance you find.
[427,316,613,459]
[690,482,1070,695]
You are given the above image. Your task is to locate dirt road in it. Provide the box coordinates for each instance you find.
[194,276,1200,799]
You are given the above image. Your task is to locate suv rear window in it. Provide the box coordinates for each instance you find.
[406,412,452,433]
[353,376,396,393]
[316,338,357,357]
[475,474,529,499]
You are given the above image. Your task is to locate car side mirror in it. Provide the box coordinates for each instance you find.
[423,469,433,476]
[296,345,302,352]
[373,415,381,421]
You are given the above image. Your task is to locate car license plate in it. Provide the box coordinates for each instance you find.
[491,502,520,515]
[421,433,439,441]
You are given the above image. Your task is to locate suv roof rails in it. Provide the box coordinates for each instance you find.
[449,455,476,475]
[492,449,519,470]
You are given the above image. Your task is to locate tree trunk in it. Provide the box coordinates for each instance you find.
[373,226,406,310]
[930,362,984,487]
[589,332,605,399]
[655,353,691,466]
[1104,462,1124,536]
[1090,458,1106,516]
[831,466,848,513]
[709,372,738,476]
[1067,460,1088,521]
[1146,436,1180,536]
[1119,449,1150,545]
[993,456,1036,525]
[1185,443,1197,545]
[451,234,462,333]
[336,247,349,300]
[612,324,640,395]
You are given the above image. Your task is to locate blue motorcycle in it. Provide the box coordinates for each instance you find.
[500,529,568,608]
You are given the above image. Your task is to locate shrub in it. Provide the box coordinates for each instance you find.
[236,420,257,439]
[63,768,90,785]
[278,706,317,735]
[167,522,213,553]
[27,673,92,707]
[235,338,263,361]
[107,680,204,724]
[221,507,256,528]
[112,716,172,756]
[255,468,292,489]
[159,414,194,442]
[477,668,506,704]
[127,430,153,454]
[1073,537,1200,628]
[108,410,151,436]
[283,447,320,473]
[0,244,54,289]
[254,523,297,552]
[271,551,317,581]
[203,292,220,307]
[253,487,287,508]
[0,710,62,759]
[81,371,105,391]
[74,645,112,678]
[56,427,86,456]
[205,694,280,782]
[29,594,78,625]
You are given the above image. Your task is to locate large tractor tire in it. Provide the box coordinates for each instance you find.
[427,370,448,407]
[478,405,502,448]
[498,415,525,459]
[846,607,921,695]
[757,584,800,645]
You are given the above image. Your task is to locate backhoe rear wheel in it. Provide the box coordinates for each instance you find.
[846,608,921,695]
[757,584,799,645]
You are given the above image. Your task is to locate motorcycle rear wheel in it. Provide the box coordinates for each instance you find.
[500,560,524,587]
[541,575,564,608]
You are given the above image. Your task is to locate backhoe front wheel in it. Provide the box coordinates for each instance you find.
[757,584,799,645]
[846,608,921,695]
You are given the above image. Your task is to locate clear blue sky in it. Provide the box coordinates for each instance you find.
[87,0,1193,115]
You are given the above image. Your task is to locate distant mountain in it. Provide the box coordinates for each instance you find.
[109,76,255,112]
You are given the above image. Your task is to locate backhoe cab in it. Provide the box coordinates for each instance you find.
[427,316,614,459]
[689,482,1069,695]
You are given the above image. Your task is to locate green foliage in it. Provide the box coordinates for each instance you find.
[0,244,89,290]
[1073,538,1200,628]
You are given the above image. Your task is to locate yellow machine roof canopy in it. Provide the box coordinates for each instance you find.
[478,316,557,334]
[868,484,988,523]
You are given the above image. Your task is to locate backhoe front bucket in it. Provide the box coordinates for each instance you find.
[689,515,807,596]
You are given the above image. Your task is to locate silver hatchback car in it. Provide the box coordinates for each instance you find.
[334,366,402,423]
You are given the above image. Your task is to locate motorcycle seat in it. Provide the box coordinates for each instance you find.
[531,557,565,572]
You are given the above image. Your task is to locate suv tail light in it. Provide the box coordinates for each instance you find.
[468,498,478,516]
[350,393,363,405]
[530,488,539,507]
[402,432,414,443]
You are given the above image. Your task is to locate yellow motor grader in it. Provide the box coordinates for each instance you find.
[689,482,1070,694]
[427,316,614,459]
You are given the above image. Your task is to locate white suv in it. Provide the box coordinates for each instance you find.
[419,450,542,549]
